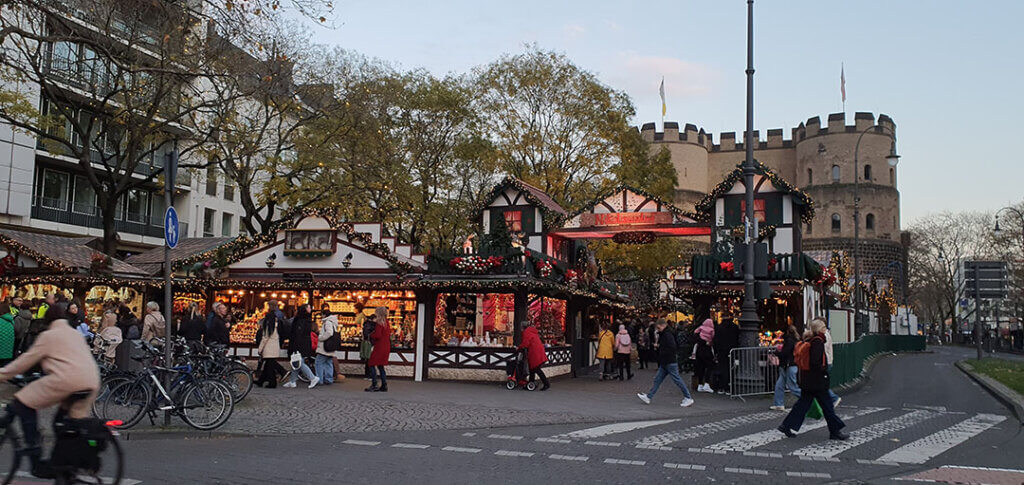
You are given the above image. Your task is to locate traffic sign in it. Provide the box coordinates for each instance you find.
[164,207,179,249]
[963,260,1008,299]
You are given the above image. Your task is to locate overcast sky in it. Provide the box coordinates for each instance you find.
[312,0,1024,225]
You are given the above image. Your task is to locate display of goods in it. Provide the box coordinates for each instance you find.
[449,255,503,274]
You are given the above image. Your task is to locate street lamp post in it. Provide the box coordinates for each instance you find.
[852,126,900,338]
[738,0,760,348]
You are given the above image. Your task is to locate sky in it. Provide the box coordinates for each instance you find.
[305,0,1024,226]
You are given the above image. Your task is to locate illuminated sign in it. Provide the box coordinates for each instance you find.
[579,211,673,228]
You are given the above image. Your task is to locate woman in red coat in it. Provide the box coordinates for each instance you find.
[518,321,550,390]
[366,306,391,392]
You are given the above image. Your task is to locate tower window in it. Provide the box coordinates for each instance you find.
[889,168,895,186]
[864,164,872,181]
[831,165,840,183]
[807,168,813,185]
[865,213,875,230]
[831,213,841,232]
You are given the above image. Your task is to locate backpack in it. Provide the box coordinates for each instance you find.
[794,337,824,372]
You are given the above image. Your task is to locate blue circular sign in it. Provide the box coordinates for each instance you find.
[164,207,180,249]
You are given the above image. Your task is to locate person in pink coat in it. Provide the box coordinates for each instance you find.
[518,321,550,390]
[693,318,716,393]
[614,324,633,380]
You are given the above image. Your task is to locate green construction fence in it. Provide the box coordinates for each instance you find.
[831,334,926,388]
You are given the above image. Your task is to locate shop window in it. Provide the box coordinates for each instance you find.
[528,295,567,346]
[740,198,767,222]
[866,213,875,231]
[221,213,233,237]
[864,164,872,181]
[39,169,69,209]
[807,168,813,185]
[435,293,514,347]
[831,213,841,232]
[203,208,216,237]
[503,210,523,232]
[831,165,840,183]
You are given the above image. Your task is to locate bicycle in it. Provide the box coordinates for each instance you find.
[193,344,253,402]
[0,376,124,484]
[101,341,234,431]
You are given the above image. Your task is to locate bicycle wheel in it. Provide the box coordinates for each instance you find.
[92,372,134,418]
[63,425,124,485]
[102,381,151,429]
[225,366,253,402]
[1,426,21,485]
[180,380,234,431]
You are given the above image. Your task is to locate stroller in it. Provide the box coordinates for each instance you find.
[505,348,537,391]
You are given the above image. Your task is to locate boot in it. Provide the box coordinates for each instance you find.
[364,385,379,392]
[378,383,388,392]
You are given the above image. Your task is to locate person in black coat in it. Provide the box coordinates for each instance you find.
[284,304,318,388]
[779,318,849,440]
[712,318,739,394]
[636,319,695,407]
[203,303,231,346]
[771,325,802,410]
[178,303,207,344]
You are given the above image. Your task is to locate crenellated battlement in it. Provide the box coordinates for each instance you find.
[639,112,897,153]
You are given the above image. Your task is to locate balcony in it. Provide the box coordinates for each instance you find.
[690,252,822,282]
[31,197,187,240]
[427,248,569,281]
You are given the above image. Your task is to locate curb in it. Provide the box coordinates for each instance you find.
[119,429,254,441]
[955,360,1024,425]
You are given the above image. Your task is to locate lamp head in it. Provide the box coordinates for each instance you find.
[886,139,901,167]
[993,217,1003,238]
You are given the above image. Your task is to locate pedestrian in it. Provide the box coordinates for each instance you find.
[822,324,841,408]
[141,301,166,344]
[177,302,207,344]
[365,306,391,392]
[284,303,318,389]
[205,302,231,347]
[0,300,15,366]
[34,292,55,320]
[693,318,716,393]
[778,317,849,440]
[356,302,373,380]
[315,305,338,385]
[637,320,651,370]
[117,305,140,341]
[712,317,739,394]
[518,321,550,390]
[254,306,285,388]
[596,323,615,380]
[770,325,801,411]
[10,297,31,354]
[636,319,694,407]
[94,308,122,362]
[614,324,633,380]
[66,301,92,340]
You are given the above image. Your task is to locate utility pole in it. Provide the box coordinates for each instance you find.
[163,149,178,425]
[738,0,760,348]
[973,261,982,361]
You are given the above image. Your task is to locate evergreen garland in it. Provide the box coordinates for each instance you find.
[694,160,815,224]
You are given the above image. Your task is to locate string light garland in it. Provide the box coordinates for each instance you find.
[694,160,815,224]
[472,177,568,227]
[562,185,699,223]
[0,235,73,273]
[612,231,656,245]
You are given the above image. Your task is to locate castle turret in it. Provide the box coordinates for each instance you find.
[640,122,710,210]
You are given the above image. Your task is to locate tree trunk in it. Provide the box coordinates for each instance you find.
[101,200,119,255]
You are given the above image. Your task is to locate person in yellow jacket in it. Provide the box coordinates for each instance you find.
[596,323,615,380]
[34,293,55,320]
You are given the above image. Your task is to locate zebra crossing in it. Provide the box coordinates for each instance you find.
[528,406,1008,466]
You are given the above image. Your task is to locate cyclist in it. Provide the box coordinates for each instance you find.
[0,302,100,478]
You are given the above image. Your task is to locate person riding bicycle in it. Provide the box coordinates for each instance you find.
[0,302,100,478]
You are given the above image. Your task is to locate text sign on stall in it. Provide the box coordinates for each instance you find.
[164,207,179,249]
[579,211,673,228]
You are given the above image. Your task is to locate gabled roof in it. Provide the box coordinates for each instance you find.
[562,185,698,223]
[480,177,567,224]
[694,160,815,223]
[0,228,147,276]
[126,237,237,275]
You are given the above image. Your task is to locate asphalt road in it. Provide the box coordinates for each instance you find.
[13,346,1024,484]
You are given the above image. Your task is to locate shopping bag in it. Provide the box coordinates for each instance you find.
[806,398,824,420]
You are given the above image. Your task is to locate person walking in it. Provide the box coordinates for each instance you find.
[636,319,694,407]
[205,302,231,347]
[178,302,207,344]
[0,301,15,366]
[141,301,166,344]
[770,325,801,411]
[637,320,652,370]
[366,306,391,392]
[93,313,122,364]
[518,321,550,390]
[614,324,633,380]
[778,318,849,440]
[284,304,318,389]
[254,307,285,388]
[693,318,716,393]
[712,317,739,394]
[34,292,55,320]
[315,306,338,385]
[596,323,615,380]
[9,297,31,355]
[823,326,841,407]
[117,305,140,341]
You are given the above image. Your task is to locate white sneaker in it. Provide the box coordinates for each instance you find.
[769,405,786,411]
[282,381,296,388]
[698,384,710,393]
[680,398,694,407]
[636,392,651,405]
[308,376,320,389]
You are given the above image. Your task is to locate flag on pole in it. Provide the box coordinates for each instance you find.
[659,77,666,118]
[840,64,846,103]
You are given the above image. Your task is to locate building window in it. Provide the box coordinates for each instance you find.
[125,189,149,223]
[49,41,77,76]
[224,184,235,202]
[221,213,233,237]
[866,213,876,230]
[831,213,841,232]
[205,167,218,196]
[39,169,69,209]
[71,176,96,214]
[807,168,813,185]
[864,164,872,181]
[503,210,523,232]
[740,199,767,222]
[203,208,216,237]
[889,168,895,186]
[831,165,840,183]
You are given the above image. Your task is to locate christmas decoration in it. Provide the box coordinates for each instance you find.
[719,261,735,273]
[534,259,553,278]
[611,231,656,245]
[473,177,567,227]
[89,253,113,277]
[449,255,504,274]
[694,160,815,224]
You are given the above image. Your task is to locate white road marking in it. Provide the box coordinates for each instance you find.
[792,410,939,458]
[536,437,572,444]
[391,443,430,449]
[636,444,672,451]
[584,440,621,447]
[663,463,706,471]
[487,434,524,440]
[705,407,886,452]
[555,419,679,440]
[461,432,477,437]
[743,451,783,458]
[13,472,141,485]
[724,467,769,476]
[858,459,901,466]
[798,455,840,463]
[495,450,535,457]
[787,471,831,478]
[549,454,589,462]
[633,411,781,447]
[441,446,482,453]
[343,439,381,446]
[876,413,1007,464]
[604,458,646,466]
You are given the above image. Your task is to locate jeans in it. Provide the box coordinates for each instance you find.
[370,365,387,388]
[615,353,632,379]
[315,354,334,384]
[646,363,692,400]
[289,360,315,384]
[781,388,845,435]
[773,365,801,406]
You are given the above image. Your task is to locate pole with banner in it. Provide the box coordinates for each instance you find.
[163,150,178,426]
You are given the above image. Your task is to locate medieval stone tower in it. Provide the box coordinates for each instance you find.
[641,112,905,286]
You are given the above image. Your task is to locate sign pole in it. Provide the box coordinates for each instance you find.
[973,262,982,361]
[163,149,178,426]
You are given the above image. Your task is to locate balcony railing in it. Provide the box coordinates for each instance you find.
[691,252,821,282]
[31,197,186,240]
[427,248,572,283]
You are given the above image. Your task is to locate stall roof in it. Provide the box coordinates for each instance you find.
[0,228,148,276]
[126,237,236,275]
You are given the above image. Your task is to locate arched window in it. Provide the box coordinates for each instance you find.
[866,213,875,230]
[889,168,895,186]
[831,213,841,232]
[831,165,840,182]
[807,168,813,185]
[864,164,872,181]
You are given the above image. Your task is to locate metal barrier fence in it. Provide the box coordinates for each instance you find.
[728,347,782,399]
